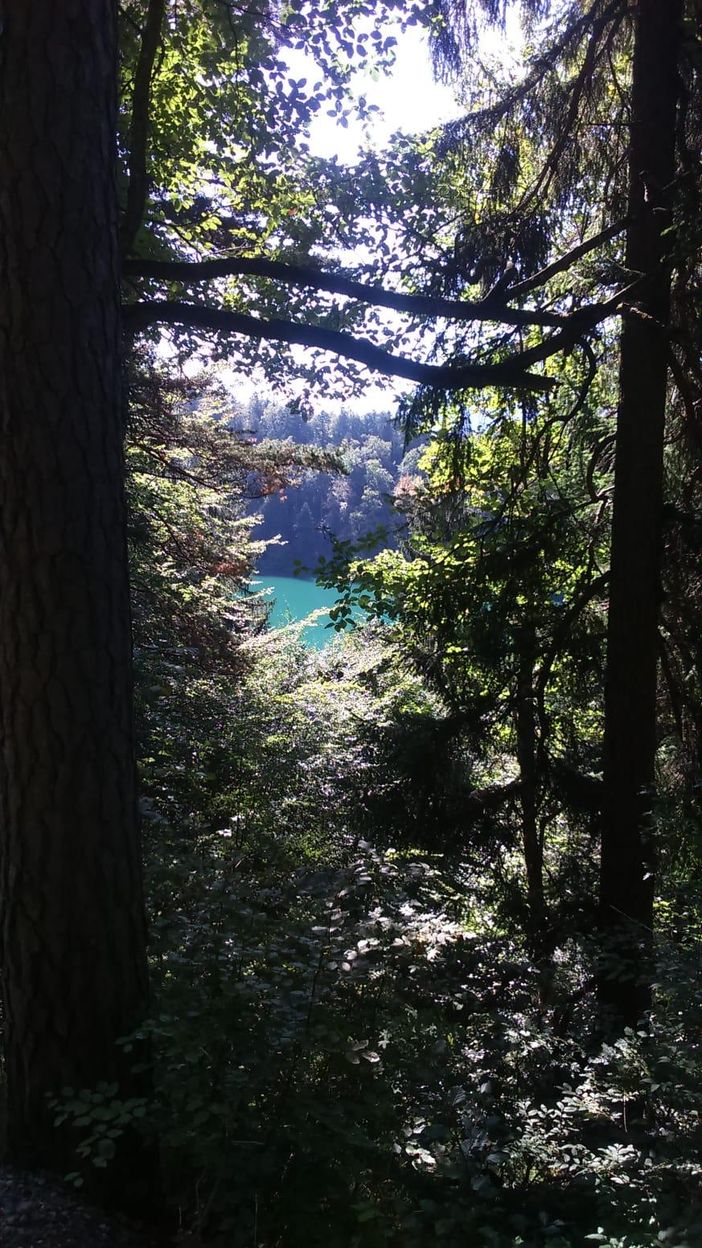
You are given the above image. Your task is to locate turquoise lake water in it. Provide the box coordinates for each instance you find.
[250,576,342,648]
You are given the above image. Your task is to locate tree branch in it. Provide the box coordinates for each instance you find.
[508,219,628,298]
[534,569,610,762]
[466,778,523,811]
[123,254,569,329]
[466,0,623,131]
[123,300,558,391]
[123,281,629,393]
[121,0,167,256]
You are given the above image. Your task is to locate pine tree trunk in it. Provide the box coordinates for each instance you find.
[599,0,682,1030]
[0,0,152,1203]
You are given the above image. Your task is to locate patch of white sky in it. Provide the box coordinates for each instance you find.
[208,14,524,416]
[287,13,521,164]
[288,27,460,163]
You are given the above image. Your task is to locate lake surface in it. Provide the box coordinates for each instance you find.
[250,576,342,648]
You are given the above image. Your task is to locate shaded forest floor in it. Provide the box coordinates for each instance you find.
[0,1167,163,1248]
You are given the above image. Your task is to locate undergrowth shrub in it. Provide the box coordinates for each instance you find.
[132,621,702,1247]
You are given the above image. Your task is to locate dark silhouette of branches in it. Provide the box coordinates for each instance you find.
[124,300,557,391]
[121,0,167,254]
[124,255,567,329]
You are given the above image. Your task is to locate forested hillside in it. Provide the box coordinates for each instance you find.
[229,399,412,573]
[1,2,702,1248]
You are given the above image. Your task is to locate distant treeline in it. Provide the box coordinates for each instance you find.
[230,397,421,575]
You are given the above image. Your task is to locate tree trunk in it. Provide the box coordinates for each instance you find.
[515,624,544,935]
[0,0,152,1206]
[599,0,682,1030]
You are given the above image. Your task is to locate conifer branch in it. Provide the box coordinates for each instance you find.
[507,220,628,298]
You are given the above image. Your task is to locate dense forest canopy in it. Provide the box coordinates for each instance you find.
[1,2,702,1247]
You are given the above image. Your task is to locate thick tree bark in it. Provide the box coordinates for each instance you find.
[599,0,682,1029]
[0,0,152,1204]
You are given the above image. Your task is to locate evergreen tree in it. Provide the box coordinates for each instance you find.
[423,0,692,1028]
[598,0,682,1027]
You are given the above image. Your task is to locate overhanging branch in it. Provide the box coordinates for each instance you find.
[124,254,569,330]
[123,300,557,392]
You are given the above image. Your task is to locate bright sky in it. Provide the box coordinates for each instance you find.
[288,13,522,159]
[300,27,462,161]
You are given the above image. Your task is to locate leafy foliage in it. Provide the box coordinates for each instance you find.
[113,365,702,1243]
[136,634,702,1245]
[43,1,702,1242]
